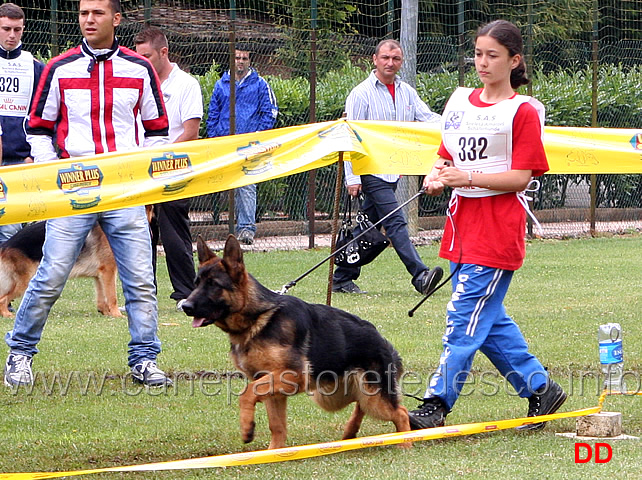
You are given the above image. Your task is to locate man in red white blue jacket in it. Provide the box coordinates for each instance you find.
[4,0,172,389]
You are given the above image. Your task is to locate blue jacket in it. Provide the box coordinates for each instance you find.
[206,68,278,138]
[0,45,44,165]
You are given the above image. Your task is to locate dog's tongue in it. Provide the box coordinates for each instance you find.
[192,318,206,328]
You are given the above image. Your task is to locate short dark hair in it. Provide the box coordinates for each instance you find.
[475,20,529,89]
[109,0,121,14]
[0,3,26,20]
[134,26,168,50]
[235,43,252,55]
[375,39,402,56]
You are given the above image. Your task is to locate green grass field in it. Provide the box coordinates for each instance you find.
[1,235,640,479]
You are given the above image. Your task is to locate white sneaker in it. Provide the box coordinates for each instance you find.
[237,229,255,245]
[176,299,187,312]
[4,353,33,387]
[131,359,173,387]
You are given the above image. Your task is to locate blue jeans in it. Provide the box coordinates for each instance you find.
[235,184,257,234]
[0,223,23,243]
[5,207,161,366]
[333,175,428,285]
[424,263,547,410]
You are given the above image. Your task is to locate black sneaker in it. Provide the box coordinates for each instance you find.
[332,281,367,294]
[516,379,567,431]
[131,360,173,387]
[408,397,447,430]
[415,267,444,295]
[4,353,33,387]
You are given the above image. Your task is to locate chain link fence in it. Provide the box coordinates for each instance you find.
[21,0,642,250]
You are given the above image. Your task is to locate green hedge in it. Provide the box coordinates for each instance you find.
[195,63,642,213]
[197,62,642,129]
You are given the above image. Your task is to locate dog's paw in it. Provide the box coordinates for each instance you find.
[242,421,256,444]
[97,305,124,318]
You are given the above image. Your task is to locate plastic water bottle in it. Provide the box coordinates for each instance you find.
[598,323,625,393]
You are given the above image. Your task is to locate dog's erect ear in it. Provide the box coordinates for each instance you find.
[222,235,245,278]
[196,235,218,264]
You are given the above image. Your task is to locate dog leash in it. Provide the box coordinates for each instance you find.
[278,189,428,295]
[407,195,463,317]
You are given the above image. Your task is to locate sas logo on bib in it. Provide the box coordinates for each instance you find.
[444,111,464,130]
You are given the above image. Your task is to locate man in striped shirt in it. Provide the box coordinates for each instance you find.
[333,39,443,295]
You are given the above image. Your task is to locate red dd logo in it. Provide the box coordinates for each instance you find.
[574,442,613,463]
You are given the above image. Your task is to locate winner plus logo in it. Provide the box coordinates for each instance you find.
[149,151,192,179]
[148,151,193,195]
[57,163,102,193]
[629,133,642,150]
[0,178,6,219]
[57,163,103,210]
[0,178,7,203]
[236,140,279,175]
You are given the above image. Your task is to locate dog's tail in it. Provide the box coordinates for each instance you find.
[374,340,404,408]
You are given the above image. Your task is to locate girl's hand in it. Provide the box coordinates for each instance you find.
[422,173,444,196]
[423,158,451,195]
[436,165,468,188]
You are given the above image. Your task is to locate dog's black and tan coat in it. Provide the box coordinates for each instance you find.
[182,235,411,449]
[0,221,121,318]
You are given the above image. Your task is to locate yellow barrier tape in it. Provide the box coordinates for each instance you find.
[4,391,641,478]
[1,120,641,225]
[6,393,634,480]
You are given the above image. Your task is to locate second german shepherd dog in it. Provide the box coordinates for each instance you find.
[0,221,121,318]
[181,235,411,449]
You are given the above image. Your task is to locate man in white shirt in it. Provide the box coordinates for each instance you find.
[135,27,203,311]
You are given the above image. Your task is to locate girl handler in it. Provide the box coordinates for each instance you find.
[409,20,566,430]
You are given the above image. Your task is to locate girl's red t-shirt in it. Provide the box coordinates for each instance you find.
[437,88,549,270]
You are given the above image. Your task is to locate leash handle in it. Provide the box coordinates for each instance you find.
[279,188,426,295]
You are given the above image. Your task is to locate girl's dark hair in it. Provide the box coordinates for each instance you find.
[476,20,529,89]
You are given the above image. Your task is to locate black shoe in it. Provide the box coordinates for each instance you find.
[408,397,447,430]
[332,281,367,294]
[516,379,567,431]
[415,267,444,295]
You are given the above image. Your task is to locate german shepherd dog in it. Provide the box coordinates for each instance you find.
[181,235,411,449]
[0,221,121,318]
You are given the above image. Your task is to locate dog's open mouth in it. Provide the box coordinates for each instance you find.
[192,317,207,328]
